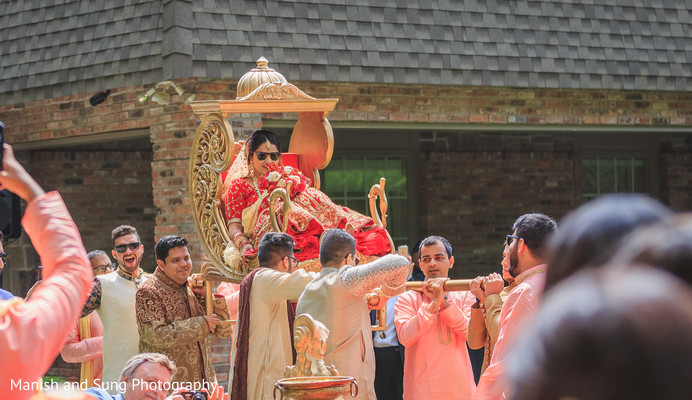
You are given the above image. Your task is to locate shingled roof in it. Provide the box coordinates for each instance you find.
[1,0,690,105]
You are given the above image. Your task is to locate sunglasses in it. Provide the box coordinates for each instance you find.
[284,255,299,264]
[0,252,7,263]
[344,254,360,266]
[114,242,141,253]
[506,235,520,246]
[254,151,280,161]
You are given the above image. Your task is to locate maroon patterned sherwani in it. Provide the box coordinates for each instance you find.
[136,267,231,387]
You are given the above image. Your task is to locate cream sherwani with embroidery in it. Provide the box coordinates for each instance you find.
[295,254,410,400]
[229,268,317,400]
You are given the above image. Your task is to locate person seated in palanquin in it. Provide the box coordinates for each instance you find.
[222,129,391,271]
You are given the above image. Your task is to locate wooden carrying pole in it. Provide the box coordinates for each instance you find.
[405,279,474,292]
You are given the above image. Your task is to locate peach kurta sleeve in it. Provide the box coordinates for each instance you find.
[394,292,437,347]
[60,317,103,363]
[0,192,92,400]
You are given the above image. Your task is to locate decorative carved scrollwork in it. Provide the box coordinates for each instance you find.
[189,113,246,281]
[237,82,317,101]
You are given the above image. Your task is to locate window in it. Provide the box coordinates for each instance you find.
[581,157,648,200]
[322,157,409,245]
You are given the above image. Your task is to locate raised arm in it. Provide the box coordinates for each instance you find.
[341,254,409,298]
[0,145,92,394]
[253,268,318,304]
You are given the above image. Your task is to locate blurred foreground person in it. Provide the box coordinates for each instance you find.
[508,266,692,400]
[612,213,692,287]
[0,143,92,399]
[544,194,670,291]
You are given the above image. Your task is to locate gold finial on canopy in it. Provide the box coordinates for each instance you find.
[236,56,288,99]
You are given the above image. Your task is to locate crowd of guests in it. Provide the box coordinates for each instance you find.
[2,135,692,400]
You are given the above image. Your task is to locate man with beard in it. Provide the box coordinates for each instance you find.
[466,242,515,376]
[473,213,557,400]
[82,225,150,392]
[136,235,231,388]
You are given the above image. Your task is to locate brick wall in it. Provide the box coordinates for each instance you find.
[291,81,692,126]
[30,150,156,269]
[417,132,577,278]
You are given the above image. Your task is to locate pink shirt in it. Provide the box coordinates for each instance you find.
[473,264,547,400]
[216,282,240,358]
[395,290,477,400]
[0,192,92,400]
[60,312,105,383]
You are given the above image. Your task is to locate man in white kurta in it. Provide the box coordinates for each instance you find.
[229,232,318,400]
[296,228,409,400]
[81,225,149,393]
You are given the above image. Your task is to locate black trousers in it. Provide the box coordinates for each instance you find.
[374,346,404,400]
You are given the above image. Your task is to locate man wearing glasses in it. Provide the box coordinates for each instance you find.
[82,225,150,393]
[0,231,13,300]
[229,232,318,400]
[474,213,557,400]
[296,228,409,400]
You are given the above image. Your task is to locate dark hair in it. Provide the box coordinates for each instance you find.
[545,194,670,291]
[0,231,4,242]
[87,250,109,260]
[411,240,422,256]
[508,266,692,400]
[155,235,188,262]
[257,232,294,268]
[513,213,558,260]
[612,214,692,287]
[419,236,453,258]
[111,225,140,245]
[248,129,281,154]
[319,229,356,267]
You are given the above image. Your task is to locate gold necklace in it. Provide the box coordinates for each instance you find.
[251,174,260,197]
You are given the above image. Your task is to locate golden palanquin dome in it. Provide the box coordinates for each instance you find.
[236,56,288,99]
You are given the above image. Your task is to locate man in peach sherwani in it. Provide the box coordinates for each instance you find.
[473,213,557,400]
[0,143,92,400]
[395,235,477,400]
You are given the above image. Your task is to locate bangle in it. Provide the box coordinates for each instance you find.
[232,231,244,241]
[234,234,249,248]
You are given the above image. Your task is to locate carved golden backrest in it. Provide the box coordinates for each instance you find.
[188,113,246,281]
